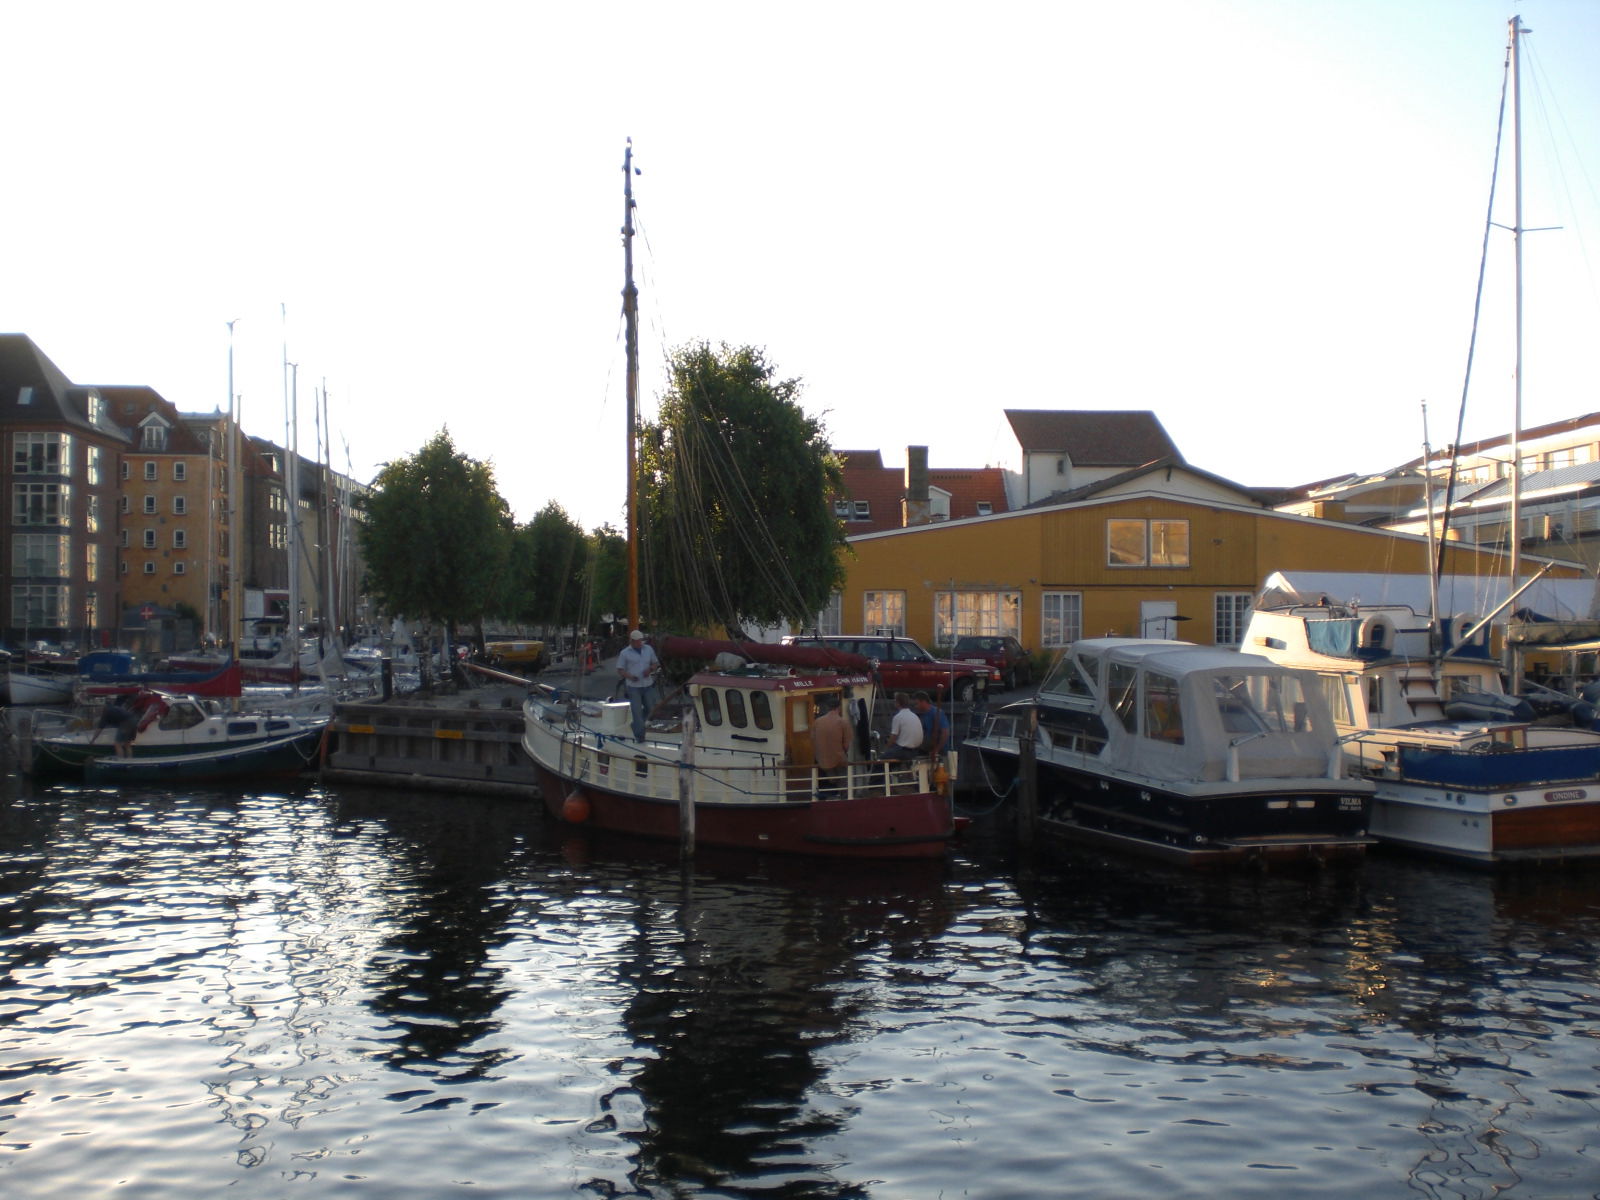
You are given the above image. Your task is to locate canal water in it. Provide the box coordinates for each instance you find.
[2,780,1598,1200]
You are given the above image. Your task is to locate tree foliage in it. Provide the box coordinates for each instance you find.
[637,342,845,634]
[358,430,512,636]
[502,502,587,627]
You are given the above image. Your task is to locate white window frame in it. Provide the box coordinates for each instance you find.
[173,561,186,575]
[172,529,187,549]
[143,495,157,514]
[1106,518,1190,567]
[173,462,187,481]
[173,496,187,515]
[142,529,157,549]
[12,482,69,526]
[934,590,1022,645]
[12,532,68,577]
[12,432,72,475]
[11,582,67,627]
[1041,591,1083,647]
[862,590,905,637]
[143,561,157,575]
[1214,592,1253,647]
[143,460,158,480]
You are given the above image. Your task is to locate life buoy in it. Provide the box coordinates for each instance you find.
[1358,614,1395,651]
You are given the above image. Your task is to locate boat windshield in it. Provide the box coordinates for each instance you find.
[1212,671,1315,736]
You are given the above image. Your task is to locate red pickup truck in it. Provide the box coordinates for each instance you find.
[782,634,1000,702]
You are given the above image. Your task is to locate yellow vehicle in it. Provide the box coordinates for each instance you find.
[486,640,547,674]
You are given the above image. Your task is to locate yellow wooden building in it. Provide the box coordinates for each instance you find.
[834,465,1590,655]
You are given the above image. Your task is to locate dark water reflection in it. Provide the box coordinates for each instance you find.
[1,778,1598,1199]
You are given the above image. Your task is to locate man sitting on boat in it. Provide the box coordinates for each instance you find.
[617,629,662,742]
[914,691,950,761]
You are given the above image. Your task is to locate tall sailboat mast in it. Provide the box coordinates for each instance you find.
[622,140,641,632]
[1508,14,1526,600]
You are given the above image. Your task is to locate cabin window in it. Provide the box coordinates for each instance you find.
[750,691,774,730]
[699,688,724,726]
[227,722,260,736]
[1143,672,1184,742]
[1318,674,1351,724]
[1107,662,1138,731]
[159,705,206,731]
[726,689,749,728]
[1213,675,1269,735]
[1366,676,1383,717]
[1107,518,1190,567]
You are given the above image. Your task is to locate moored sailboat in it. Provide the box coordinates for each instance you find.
[519,145,959,859]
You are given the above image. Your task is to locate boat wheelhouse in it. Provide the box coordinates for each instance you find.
[969,638,1373,867]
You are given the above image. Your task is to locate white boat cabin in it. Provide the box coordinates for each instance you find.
[1036,638,1345,784]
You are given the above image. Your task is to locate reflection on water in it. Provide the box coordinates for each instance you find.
[1,778,1598,1199]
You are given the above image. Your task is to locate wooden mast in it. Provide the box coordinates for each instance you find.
[622,140,641,632]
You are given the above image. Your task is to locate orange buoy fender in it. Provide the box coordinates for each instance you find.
[562,791,592,823]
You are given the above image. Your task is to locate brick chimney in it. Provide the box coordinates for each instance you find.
[902,445,930,527]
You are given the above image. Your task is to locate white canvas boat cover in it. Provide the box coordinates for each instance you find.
[1054,640,1338,785]
[1257,571,1600,624]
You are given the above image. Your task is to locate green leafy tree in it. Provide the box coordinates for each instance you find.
[358,430,513,642]
[585,523,628,635]
[637,342,845,635]
[502,502,588,628]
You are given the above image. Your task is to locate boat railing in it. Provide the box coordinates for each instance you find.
[548,723,931,804]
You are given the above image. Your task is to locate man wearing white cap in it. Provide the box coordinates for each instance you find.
[617,629,662,741]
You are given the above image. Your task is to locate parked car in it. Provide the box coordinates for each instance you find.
[951,634,1032,691]
[782,634,1000,702]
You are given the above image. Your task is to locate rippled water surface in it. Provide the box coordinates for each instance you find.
[2,780,1599,1199]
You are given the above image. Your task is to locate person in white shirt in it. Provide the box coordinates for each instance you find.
[617,629,662,741]
[882,691,923,760]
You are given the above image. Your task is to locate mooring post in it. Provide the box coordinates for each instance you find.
[678,705,697,858]
[1017,704,1038,847]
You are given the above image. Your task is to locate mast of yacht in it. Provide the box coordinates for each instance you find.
[227,318,241,660]
[1505,14,1526,690]
[622,140,641,632]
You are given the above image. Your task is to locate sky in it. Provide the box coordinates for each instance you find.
[5,0,1599,531]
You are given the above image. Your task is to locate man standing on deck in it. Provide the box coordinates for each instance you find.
[882,691,923,761]
[617,629,662,741]
[813,694,852,796]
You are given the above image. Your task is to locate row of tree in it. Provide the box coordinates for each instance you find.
[356,343,846,644]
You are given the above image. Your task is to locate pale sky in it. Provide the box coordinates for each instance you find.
[5,0,1598,530]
